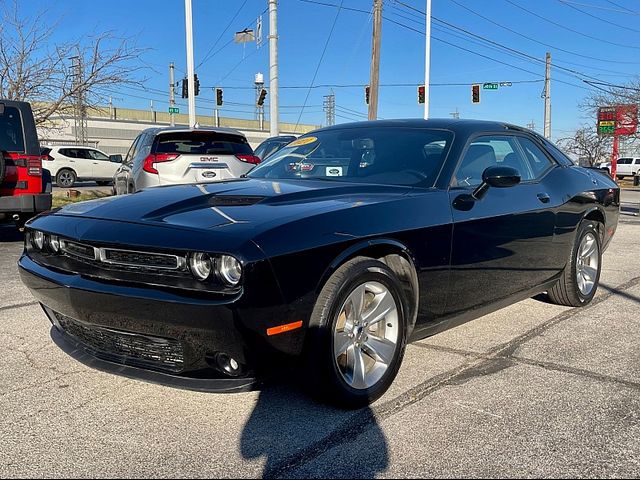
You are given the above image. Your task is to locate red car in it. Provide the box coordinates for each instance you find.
[0,100,52,229]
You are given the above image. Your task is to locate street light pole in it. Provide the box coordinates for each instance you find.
[269,0,279,136]
[185,0,196,127]
[424,0,432,120]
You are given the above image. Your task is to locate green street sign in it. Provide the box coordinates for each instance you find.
[483,83,499,90]
[169,107,179,114]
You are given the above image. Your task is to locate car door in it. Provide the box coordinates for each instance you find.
[86,149,116,179]
[634,159,640,176]
[617,158,632,176]
[444,133,561,315]
[117,135,145,194]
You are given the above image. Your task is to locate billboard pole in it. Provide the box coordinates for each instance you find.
[611,134,619,181]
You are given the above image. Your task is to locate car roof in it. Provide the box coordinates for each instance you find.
[139,126,246,138]
[46,145,106,150]
[311,118,533,135]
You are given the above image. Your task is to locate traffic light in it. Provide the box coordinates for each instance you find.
[194,74,200,96]
[418,85,425,104]
[471,84,481,104]
[365,85,370,105]
[181,78,188,98]
[257,88,267,106]
[216,88,223,106]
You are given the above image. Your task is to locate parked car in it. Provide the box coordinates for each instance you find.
[113,127,260,194]
[19,119,619,407]
[614,157,640,179]
[594,161,611,174]
[41,145,122,188]
[254,135,297,161]
[0,100,52,229]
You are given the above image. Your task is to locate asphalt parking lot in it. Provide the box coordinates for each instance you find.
[1,191,639,478]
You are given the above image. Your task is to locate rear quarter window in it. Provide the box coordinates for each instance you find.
[0,106,25,153]
[153,132,252,155]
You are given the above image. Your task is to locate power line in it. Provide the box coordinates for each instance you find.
[197,0,249,68]
[502,0,640,50]
[559,0,640,14]
[557,0,640,31]
[294,0,344,132]
[606,0,640,14]
[442,0,640,63]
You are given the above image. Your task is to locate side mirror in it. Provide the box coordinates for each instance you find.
[471,165,520,200]
[453,165,522,211]
[109,154,123,163]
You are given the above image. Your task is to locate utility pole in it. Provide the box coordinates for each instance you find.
[526,120,536,131]
[449,108,459,119]
[424,0,432,120]
[70,54,87,146]
[184,0,196,127]
[255,73,265,131]
[169,62,176,127]
[368,0,383,120]
[269,0,279,136]
[323,92,335,126]
[543,52,551,139]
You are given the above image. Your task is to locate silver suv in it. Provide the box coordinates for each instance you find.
[113,127,260,194]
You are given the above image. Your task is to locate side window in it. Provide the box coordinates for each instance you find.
[133,133,151,169]
[75,149,93,160]
[516,137,554,180]
[87,149,109,161]
[454,135,530,187]
[635,159,640,165]
[124,135,142,166]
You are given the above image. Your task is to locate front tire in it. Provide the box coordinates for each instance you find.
[305,257,408,408]
[548,220,602,307]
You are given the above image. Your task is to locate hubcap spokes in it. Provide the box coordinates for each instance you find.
[333,281,399,390]
[576,232,599,296]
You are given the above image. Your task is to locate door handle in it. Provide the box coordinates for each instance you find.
[537,192,551,203]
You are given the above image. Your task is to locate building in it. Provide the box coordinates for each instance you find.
[39,105,320,155]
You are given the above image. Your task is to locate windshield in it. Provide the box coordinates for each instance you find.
[248,127,453,186]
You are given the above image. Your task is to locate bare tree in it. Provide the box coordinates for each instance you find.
[0,1,146,125]
[557,125,611,166]
[579,77,640,149]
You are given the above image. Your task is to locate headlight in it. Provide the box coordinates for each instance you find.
[189,252,212,281]
[32,231,45,250]
[217,255,242,286]
[49,235,60,253]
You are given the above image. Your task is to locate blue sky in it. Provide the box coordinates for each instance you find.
[25,0,640,140]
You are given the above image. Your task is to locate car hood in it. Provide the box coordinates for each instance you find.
[53,178,412,232]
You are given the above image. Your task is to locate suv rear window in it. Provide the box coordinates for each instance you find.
[0,106,25,153]
[153,132,253,156]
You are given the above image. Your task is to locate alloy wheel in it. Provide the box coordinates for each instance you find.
[333,281,400,390]
[576,232,599,296]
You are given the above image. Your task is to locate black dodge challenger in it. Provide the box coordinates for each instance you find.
[19,119,619,407]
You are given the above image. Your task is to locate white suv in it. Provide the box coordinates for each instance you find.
[42,145,122,188]
[615,157,640,179]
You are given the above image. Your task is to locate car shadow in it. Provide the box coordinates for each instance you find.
[240,378,389,478]
[0,223,23,243]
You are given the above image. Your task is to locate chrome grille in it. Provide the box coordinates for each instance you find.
[50,310,184,373]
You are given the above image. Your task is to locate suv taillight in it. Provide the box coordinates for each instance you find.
[235,154,261,165]
[3,152,42,177]
[143,154,179,174]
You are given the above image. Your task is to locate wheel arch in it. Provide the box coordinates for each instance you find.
[583,207,606,241]
[317,239,420,335]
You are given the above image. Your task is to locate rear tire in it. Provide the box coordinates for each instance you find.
[304,257,408,408]
[56,169,76,188]
[548,220,602,307]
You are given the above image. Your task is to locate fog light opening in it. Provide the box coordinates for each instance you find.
[215,353,243,377]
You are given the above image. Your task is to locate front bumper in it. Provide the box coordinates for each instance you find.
[0,193,51,214]
[18,255,277,391]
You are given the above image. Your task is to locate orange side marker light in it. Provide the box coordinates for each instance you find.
[267,320,303,337]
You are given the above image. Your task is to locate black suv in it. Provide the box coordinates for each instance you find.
[0,100,52,228]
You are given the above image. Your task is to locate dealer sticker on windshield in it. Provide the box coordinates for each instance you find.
[326,166,343,177]
[288,136,317,147]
